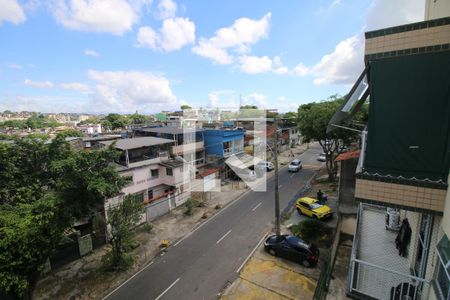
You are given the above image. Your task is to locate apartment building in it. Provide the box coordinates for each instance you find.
[102,137,189,223]
[134,127,206,168]
[328,12,450,300]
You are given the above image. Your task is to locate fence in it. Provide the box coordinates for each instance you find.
[313,215,342,300]
[349,258,431,299]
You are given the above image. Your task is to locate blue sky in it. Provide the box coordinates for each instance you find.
[0,0,424,114]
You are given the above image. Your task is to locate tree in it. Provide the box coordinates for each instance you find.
[240,105,257,109]
[128,112,148,125]
[105,195,144,270]
[0,139,128,298]
[180,104,192,110]
[0,195,63,300]
[102,113,129,130]
[282,111,297,119]
[298,95,364,180]
[56,129,83,139]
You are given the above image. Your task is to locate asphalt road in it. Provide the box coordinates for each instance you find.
[105,144,324,300]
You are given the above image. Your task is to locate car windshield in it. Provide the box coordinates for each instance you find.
[291,161,299,165]
[310,203,322,209]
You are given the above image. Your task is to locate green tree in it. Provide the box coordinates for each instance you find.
[105,195,144,270]
[282,111,297,119]
[128,112,148,125]
[56,129,83,139]
[102,114,129,130]
[0,139,128,298]
[298,95,362,180]
[180,104,192,110]
[240,105,257,109]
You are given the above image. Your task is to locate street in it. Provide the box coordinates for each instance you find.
[105,144,324,300]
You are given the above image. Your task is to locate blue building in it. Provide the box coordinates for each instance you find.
[203,128,244,159]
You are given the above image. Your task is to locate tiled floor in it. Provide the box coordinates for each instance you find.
[354,206,415,299]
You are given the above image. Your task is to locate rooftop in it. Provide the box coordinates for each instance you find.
[135,127,201,135]
[101,136,174,150]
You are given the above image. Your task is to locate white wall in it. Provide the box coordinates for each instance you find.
[425,0,450,20]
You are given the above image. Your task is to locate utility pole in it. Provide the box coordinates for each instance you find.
[274,118,281,236]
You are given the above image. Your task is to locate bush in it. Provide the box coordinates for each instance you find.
[184,198,194,216]
[291,219,330,242]
[101,252,134,272]
[143,223,153,233]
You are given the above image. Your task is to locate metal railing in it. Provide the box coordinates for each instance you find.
[349,258,431,299]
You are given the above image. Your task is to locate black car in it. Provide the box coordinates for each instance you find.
[264,234,319,267]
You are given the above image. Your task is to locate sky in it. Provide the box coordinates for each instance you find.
[0,0,425,114]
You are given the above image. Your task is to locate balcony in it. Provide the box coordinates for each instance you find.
[348,204,434,299]
[171,141,204,155]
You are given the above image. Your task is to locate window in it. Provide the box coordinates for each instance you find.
[436,234,450,300]
[166,168,173,176]
[147,190,153,200]
[131,192,144,203]
[151,169,159,178]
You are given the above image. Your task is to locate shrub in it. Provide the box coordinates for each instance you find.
[143,223,153,233]
[184,198,194,215]
[292,219,330,242]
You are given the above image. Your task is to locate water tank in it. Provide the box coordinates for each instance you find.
[386,208,401,231]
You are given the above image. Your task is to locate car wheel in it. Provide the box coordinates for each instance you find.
[312,215,318,219]
[302,260,311,267]
[297,208,302,215]
[269,249,277,256]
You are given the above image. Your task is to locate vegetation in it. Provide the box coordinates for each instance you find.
[56,129,83,138]
[184,198,194,215]
[180,104,192,110]
[104,195,144,271]
[291,219,331,243]
[0,137,127,298]
[0,114,62,130]
[297,95,367,180]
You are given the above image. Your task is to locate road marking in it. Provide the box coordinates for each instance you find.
[173,191,249,247]
[216,229,232,244]
[290,173,295,178]
[102,261,154,299]
[251,202,262,211]
[236,232,269,274]
[155,278,180,300]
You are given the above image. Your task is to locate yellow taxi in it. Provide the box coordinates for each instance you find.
[295,197,333,220]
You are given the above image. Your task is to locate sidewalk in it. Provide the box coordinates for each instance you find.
[33,143,310,299]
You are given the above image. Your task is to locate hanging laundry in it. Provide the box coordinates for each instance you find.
[395,218,412,257]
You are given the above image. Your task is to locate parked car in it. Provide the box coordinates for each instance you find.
[257,161,274,171]
[288,159,302,172]
[264,234,319,267]
[317,153,326,162]
[295,197,333,220]
[236,169,257,181]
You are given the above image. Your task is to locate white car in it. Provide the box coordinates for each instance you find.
[288,159,302,172]
[237,170,257,181]
[317,153,326,162]
[257,161,274,171]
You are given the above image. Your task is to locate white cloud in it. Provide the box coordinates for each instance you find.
[136,17,195,52]
[60,82,90,92]
[192,13,271,64]
[0,0,26,25]
[242,92,268,108]
[0,95,88,113]
[7,63,23,70]
[292,62,310,76]
[87,70,177,112]
[366,0,424,31]
[159,17,195,51]
[84,49,99,57]
[50,0,144,35]
[23,79,54,89]
[309,33,364,85]
[157,0,177,19]
[239,55,272,74]
[137,26,159,49]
